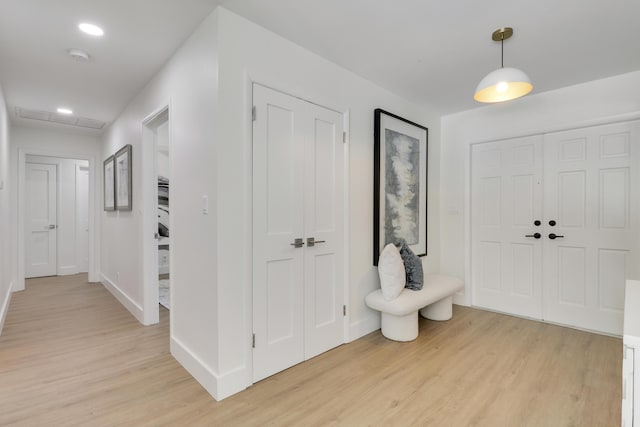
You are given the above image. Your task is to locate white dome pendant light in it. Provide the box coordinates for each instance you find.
[474,27,533,103]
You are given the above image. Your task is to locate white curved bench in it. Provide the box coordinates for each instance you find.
[365,274,464,341]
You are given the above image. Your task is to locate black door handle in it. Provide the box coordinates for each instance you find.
[525,233,541,239]
[548,233,564,240]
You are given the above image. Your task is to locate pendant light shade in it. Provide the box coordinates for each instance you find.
[474,67,532,103]
[474,27,533,103]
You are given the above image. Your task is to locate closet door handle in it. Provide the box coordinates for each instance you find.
[307,237,326,247]
[525,233,541,239]
[290,238,304,248]
[548,233,564,240]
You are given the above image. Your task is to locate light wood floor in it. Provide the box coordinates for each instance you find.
[0,274,622,426]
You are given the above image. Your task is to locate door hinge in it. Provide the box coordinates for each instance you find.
[252,106,256,122]
[252,333,256,348]
[342,131,347,143]
[343,305,346,316]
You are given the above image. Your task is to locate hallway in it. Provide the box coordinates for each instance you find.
[0,274,195,425]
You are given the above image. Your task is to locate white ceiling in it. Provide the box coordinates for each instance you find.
[0,0,222,132]
[1,0,639,133]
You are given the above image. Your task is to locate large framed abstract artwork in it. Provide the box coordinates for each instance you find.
[373,109,428,265]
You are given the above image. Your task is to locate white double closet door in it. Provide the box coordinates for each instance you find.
[252,84,345,382]
[472,120,640,335]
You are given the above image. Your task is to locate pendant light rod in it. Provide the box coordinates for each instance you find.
[492,27,512,68]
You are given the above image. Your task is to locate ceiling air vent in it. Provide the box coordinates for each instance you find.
[76,117,106,129]
[15,107,106,130]
[17,108,51,121]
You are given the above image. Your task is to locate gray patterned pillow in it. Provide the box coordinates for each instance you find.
[398,242,423,290]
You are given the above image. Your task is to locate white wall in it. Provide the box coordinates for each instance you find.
[25,154,89,276]
[100,6,443,401]
[214,8,441,398]
[9,126,101,291]
[440,70,640,305]
[156,120,170,179]
[0,83,11,335]
[100,8,220,395]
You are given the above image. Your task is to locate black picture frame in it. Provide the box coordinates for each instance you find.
[103,155,115,211]
[114,144,132,211]
[374,109,428,265]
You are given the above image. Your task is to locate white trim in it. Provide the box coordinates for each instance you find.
[343,108,351,342]
[349,314,380,342]
[242,73,254,389]
[141,101,171,327]
[216,365,250,401]
[58,266,79,276]
[170,335,248,401]
[100,273,144,323]
[16,148,98,290]
[461,141,473,307]
[0,280,13,335]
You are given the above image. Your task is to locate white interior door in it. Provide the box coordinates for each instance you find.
[543,121,640,335]
[253,84,345,382]
[302,100,345,360]
[471,136,544,319]
[26,163,57,278]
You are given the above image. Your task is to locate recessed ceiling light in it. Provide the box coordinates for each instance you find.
[57,108,73,115]
[78,23,104,36]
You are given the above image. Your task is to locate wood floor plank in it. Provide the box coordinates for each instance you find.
[0,274,622,426]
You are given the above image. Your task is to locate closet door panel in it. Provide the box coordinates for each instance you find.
[252,84,305,382]
[304,104,345,360]
[543,120,640,335]
[471,136,544,319]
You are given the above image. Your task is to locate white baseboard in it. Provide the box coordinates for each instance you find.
[453,291,470,307]
[216,364,250,400]
[100,273,144,324]
[349,314,380,342]
[58,265,78,276]
[0,281,14,336]
[170,336,220,400]
[170,335,249,402]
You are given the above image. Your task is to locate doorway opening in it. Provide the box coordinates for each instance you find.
[142,106,170,326]
[23,155,90,280]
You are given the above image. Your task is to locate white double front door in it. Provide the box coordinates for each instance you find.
[472,120,640,335]
[252,84,345,382]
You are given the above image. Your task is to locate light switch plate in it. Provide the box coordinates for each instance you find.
[202,195,209,215]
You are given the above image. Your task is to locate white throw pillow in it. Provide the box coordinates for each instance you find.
[378,243,406,301]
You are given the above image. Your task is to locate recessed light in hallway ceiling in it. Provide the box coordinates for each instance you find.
[56,107,73,115]
[78,22,104,36]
